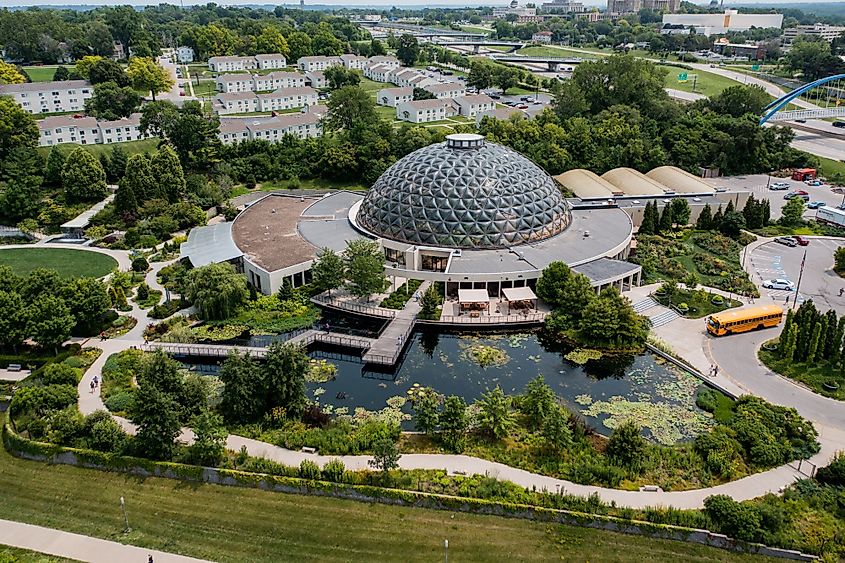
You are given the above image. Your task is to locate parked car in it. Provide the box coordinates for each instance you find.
[793,235,809,246]
[518,104,529,109]
[805,179,825,186]
[783,192,810,201]
[775,237,798,247]
[763,279,795,290]
[489,94,501,99]
[833,121,845,129]
[807,201,826,209]
[769,181,790,190]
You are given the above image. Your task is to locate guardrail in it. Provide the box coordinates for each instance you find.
[438,313,547,325]
[311,295,397,318]
[301,331,373,351]
[143,342,268,358]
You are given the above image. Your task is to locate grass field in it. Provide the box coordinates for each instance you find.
[516,46,591,59]
[0,248,117,278]
[37,139,160,159]
[0,546,75,562]
[0,438,778,563]
[818,156,845,180]
[22,66,75,83]
[659,66,738,99]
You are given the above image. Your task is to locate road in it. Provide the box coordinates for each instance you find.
[156,56,186,103]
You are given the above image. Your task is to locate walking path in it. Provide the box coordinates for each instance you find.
[0,518,210,563]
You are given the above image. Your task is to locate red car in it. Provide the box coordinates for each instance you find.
[793,236,809,246]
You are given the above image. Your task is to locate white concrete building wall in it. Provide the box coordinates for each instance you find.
[215,75,256,93]
[396,101,457,123]
[297,56,343,72]
[176,46,195,63]
[257,88,318,111]
[214,94,259,114]
[304,71,326,89]
[253,72,306,92]
[0,80,93,114]
[377,87,413,107]
[255,54,287,69]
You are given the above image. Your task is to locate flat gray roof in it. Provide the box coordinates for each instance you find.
[445,207,633,275]
[298,192,366,252]
[572,257,641,285]
[180,222,242,267]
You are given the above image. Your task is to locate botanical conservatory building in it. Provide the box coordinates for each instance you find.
[182,134,640,299]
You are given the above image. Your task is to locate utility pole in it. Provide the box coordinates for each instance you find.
[793,248,807,309]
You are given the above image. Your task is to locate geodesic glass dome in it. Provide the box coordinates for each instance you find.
[356,134,571,249]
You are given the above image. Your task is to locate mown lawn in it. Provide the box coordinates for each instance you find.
[759,347,845,400]
[818,156,845,180]
[659,66,738,99]
[0,248,117,278]
[0,440,778,563]
[37,139,160,159]
[22,66,74,82]
[0,545,76,562]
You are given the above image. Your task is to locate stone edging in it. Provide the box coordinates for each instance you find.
[1,425,816,562]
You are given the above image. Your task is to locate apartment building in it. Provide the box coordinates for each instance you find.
[451,94,496,117]
[305,71,326,89]
[254,53,288,69]
[216,74,255,93]
[340,54,368,70]
[396,99,458,123]
[36,113,148,147]
[364,64,394,82]
[367,55,400,69]
[214,92,260,115]
[253,71,307,92]
[783,23,845,44]
[422,82,467,100]
[0,80,92,114]
[208,56,257,72]
[257,87,318,112]
[377,87,413,107]
[297,56,343,72]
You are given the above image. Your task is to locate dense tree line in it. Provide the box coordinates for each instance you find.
[777,301,845,369]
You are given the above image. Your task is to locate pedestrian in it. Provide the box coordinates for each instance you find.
[840,288,844,297]
[99,331,106,341]
[713,365,719,377]
[89,380,95,393]
[149,555,154,563]
[397,336,402,346]
[708,364,714,377]
[325,322,330,333]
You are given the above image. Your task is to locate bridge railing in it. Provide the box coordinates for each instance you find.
[311,295,397,318]
[437,313,546,325]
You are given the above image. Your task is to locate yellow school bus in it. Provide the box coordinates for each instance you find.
[706,304,784,336]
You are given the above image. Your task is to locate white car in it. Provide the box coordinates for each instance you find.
[762,279,795,291]
[769,181,790,190]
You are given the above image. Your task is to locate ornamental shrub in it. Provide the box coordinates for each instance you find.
[41,363,81,386]
[299,459,321,480]
[322,458,346,483]
[132,256,149,272]
[703,494,762,542]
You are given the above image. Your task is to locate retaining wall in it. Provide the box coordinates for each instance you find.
[2,424,815,561]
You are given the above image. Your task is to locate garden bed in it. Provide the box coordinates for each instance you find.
[654,288,741,319]
[380,279,423,309]
[759,345,845,400]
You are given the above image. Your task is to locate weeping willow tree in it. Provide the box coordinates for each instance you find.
[185,263,247,321]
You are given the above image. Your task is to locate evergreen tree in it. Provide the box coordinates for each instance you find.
[439,395,468,453]
[114,177,139,216]
[150,145,185,202]
[658,203,674,232]
[61,147,107,202]
[832,316,845,366]
[218,351,264,425]
[696,203,713,230]
[44,147,65,187]
[712,205,724,229]
[761,199,771,226]
[118,154,157,211]
[639,201,657,234]
[725,199,735,215]
[823,309,838,359]
[808,321,822,363]
[107,146,128,183]
[670,198,691,226]
[784,323,798,363]
[779,309,794,357]
[742,194,762,229]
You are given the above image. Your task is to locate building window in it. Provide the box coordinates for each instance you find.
[421,254,448,272]
[384,248,406,266]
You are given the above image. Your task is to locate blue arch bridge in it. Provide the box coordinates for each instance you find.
[759,73,845,125]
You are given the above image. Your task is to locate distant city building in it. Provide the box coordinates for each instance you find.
[661,10,783,36]
[608,0,680,14]
[493,0,539,23]
[541,0,586,13]
[0,80,92,114]
[176,46,195,64]
[712,38,765,60]
[36,113,149,147]
[783,23,845,44]
[532,31,554,44]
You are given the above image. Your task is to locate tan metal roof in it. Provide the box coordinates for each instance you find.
[554,169,620,199]
[646,166,716,194]
[601,167,668,196]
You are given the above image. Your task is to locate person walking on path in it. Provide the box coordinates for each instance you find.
[89,380,95,393]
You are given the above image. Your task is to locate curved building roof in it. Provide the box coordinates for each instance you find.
[601,168,668,196]
[554,169,621,200]
[356,134,572,249]
[646,166,716,194]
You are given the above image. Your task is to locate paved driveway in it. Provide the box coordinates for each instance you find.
[714,173,844,220]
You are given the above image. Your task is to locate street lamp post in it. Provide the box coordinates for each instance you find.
[444,539,449,563]
[120,496,131,533]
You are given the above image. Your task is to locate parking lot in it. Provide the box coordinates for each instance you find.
[713,173,844,220]
[749,238,845,315]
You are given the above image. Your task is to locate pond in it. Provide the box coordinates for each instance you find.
[307,329,716,445]
[181,329,717,445]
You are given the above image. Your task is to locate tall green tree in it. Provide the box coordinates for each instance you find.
[542,405,573,453]
[396,34,420,66]
[325,86,379,132]
[670,198,691,226]
[535,261,594,326]
[126,56,174,101]
[324,66,361,90]
[0,97,39,164]
[658,203,674,232]
[133,383,181,460]
[439,395,467,452]
[188,410,228,466]
[494,66,521,94]
[368,436,401,481]
[606,420,646,468]
[780,197,806,227]
[218,351,264,425]
[343,239,387,301]
[0,291,29,351]
[476,386,514,440]
[150,145,186,202]
[29,295,74,354]
[85,81,141,120]
[44,147,66,187]
[262,343,309,419]
[639,201,659,234]
[696,203,713,230]
[61,148,107,202]
[579,287,649,347]
[185,263,247,321]
[116,154,156,214]
[62,278,110,334]
[521,375,557,430]
[708,85,771,118]
[88,58,130,87]
[312,248,345,296]
[413,392,439,435]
